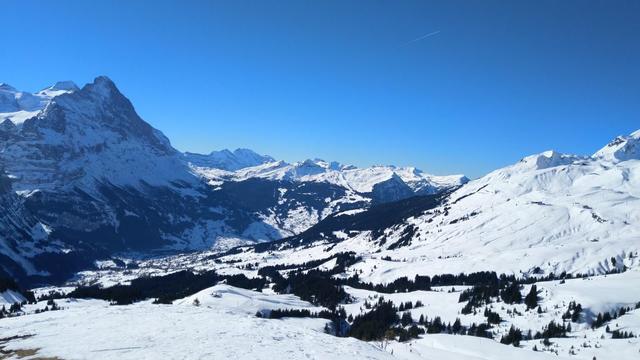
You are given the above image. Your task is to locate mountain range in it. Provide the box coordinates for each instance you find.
[1,76,639,360]
[0,77,466,284]
[236,132,640,278]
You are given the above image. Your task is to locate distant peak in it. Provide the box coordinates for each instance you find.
[91,76,118,91]
[233,148,263,156]
[184,148,275,171]
[0,83,16,92]
[517,150,581,170]
[295,158,349,171]
[80,76,121,99]
[48,81,79,92]
[299,159,322,167]
[93,75,115,86]
[593,129,640,162]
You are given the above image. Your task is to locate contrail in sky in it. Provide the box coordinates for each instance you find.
[400,30,441,47]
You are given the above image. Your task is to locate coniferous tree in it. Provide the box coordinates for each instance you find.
[524,285,539,309]
[500,282,522,304]
[500,325,523,346]
[401,312,413,327]
[452,318,462,334]
[484,308,501,324]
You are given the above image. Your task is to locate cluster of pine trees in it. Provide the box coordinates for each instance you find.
[0,297,54,319]
[340,274,432,293]
[270,269,350,310]
[259,252,361,274]
[37,290,68,302]
[591,305,636,329]
[68,270,263,305]
[611,330,636,339]
[535,320,570,339]
[562,301,583,322]
[500,319,571,347]
[265,308,336,320]
[459,282,539,314]
[34,299,61,314]
[500,325,524,346]
[0,302,23,318]
[484,308,502,324]
[398,300,423,311]
[348,300,399,341]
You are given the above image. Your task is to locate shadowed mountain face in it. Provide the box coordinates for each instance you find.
[0,77,463,285]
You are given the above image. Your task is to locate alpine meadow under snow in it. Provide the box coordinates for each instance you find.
[0,77,639,360]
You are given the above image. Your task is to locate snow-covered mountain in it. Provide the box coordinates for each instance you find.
[0,77,209,282]
[36,131,640,359]
[1,79,638,359]
[226,129,640,278]
[1,76,190,192]
[593,129,640,162]
[0,77,463,284]
[183,148,275,171]
[0,81,79,125]
[190,158,467,203]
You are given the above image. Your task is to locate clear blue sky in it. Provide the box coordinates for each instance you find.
[2,1,639,178]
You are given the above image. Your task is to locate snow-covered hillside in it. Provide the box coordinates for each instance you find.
[2,271,638,359]
[0,284,584,360]
[1,130,639,359]
[208,129,640,279]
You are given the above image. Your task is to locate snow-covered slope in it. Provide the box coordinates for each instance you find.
[593,129,640,162]
[0,286,574,360]
[219,129,640,278]
[1,101,637,359]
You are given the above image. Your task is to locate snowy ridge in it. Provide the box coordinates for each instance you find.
[593,129,640,162]
[191,157,468,196]
[216,129,640,278]
[0,80,77,125]
[183,148,275,171]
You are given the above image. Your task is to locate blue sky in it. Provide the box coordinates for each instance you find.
[2,1,639,178]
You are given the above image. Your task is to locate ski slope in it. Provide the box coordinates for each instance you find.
[0,285,587,360]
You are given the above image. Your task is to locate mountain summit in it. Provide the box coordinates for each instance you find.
[593,129,640,162]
